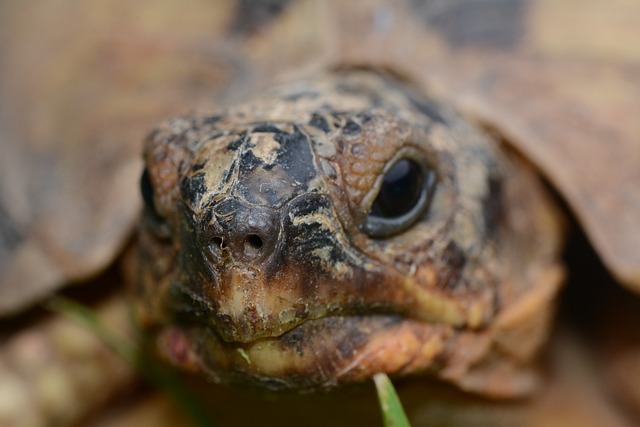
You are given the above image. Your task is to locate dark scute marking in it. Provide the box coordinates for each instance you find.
[252,124,284,134]
[288,193,331,217]
[211,196,244,219]
[412,0,528,49]
[230,0,293,34]
[342,119,362,136]
[273,126,316,188]
[286,195,345,266]
[308,113,331,133]
[227,132,247,151]
[409,96,446,124]
[238,149,265,173]
[234,130,311,206]
[289,220,341,256]
[220,158,237,186]
[227,139,243,151]
[191,162,205,172]
[202,115,222,125]
[181,173,208,207]
[483,174,503,235]
[441,241,467,289]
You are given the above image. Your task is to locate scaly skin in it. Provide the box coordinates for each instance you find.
[138,71,563,397]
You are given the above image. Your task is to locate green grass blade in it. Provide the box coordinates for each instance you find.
[373,373,412,427]
[47,297,215,427]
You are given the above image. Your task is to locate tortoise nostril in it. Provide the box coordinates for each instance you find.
[245,234,263,250]
[211,236,225,250]
[208,198,278,260]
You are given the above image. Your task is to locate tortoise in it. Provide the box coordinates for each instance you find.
[1,0,639,426]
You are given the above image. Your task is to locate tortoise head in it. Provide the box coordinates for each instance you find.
[137,71,564,395]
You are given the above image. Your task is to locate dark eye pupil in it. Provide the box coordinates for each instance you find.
[362,157,437,238]
[371,159,423,218]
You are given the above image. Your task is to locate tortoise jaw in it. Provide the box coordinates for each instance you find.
[208,305,322,344]
[157,314,446,391]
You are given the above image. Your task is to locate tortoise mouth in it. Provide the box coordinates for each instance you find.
[157,313,451,391]
[205,306,418,344]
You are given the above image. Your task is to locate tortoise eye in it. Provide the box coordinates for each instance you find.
[362,158,437,238]
[140,168,171,239]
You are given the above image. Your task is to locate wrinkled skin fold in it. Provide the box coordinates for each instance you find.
[137,71,563,397]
